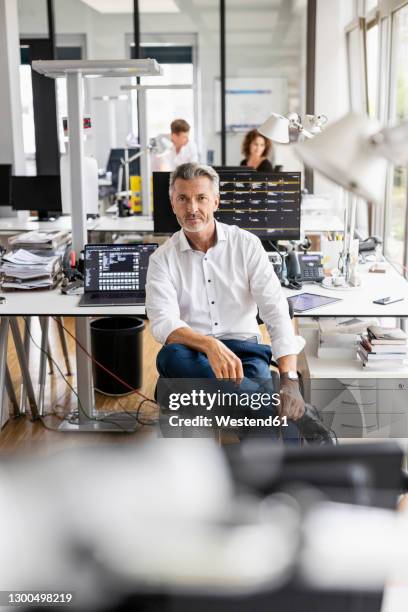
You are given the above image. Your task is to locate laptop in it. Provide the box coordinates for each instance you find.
[79,243,157,307]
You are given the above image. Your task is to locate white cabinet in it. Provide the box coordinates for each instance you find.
[301,327,408,440]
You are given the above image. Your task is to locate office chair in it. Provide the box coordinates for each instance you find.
[154,301,336,445]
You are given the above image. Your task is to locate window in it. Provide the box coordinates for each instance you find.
[19,61,36,166]
[384,3,408,270]
[346,21,368,113]
[127,39,196,151]
[140,58,194,138]
[366,21,380,118]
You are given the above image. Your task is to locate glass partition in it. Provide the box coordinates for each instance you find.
[384,3,408,269]
[225,0,308,168]
[140,0,220,165]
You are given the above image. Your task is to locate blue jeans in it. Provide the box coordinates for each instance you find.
[157,339,299,442]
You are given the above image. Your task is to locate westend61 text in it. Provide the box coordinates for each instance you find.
[168,415,288,427]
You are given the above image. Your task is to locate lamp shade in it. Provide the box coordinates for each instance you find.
[258,113,290,143]
[294,112,387,204]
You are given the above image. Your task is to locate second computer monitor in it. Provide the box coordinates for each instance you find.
[153,169,301,241]
[11,175,62,213]
[152,167,259,235]
[216,170,301,241]
[153,171,179,234]
[0,164,12,206]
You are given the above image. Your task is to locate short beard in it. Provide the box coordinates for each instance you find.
[177,216,213,234]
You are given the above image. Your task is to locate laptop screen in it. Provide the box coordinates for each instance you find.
[84,243,157,293]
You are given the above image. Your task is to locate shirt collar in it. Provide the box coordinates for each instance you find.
[179,220,226,252]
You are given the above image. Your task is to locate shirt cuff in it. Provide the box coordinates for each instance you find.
[151,318,190,345]
[268,332,301,360]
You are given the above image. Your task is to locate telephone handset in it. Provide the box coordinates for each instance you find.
[286,251,302,288]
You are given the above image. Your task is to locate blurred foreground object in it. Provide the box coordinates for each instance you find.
[0,439,406,611]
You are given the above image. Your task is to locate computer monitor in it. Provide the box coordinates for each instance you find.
[106,148,141,191]
[212,166,255,173]
[153,168,256,235]
[11,175,62,213]
[152,169,301,241]
[215,170,301,241]
[83,243,156,293]
[153,171,178,234]
[0,164,12,206]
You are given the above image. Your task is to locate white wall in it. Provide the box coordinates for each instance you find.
[18,0,135,168]
[0,0,25,172]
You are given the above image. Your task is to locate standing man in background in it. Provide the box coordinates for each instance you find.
[163,119,198,170]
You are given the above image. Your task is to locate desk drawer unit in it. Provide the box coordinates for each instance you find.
[310,378,408,439]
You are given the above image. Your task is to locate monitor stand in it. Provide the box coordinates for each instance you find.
[36,211,60,222]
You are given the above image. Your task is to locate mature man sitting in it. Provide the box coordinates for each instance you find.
[146,162,305,437]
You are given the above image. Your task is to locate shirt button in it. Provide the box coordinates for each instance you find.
[211,301,215,304]
[214,322,218,326]
[208,279,211,283]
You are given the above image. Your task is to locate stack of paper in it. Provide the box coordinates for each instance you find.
[8,230,71,250]
[0,249,62,290]
[318,317,379,335]
[317,317,379,360]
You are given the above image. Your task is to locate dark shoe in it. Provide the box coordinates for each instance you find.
[297,403,337,445]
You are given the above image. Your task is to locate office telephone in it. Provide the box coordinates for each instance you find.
[268,249,324,289]
[286,252,324,286]
[298,253,325,281]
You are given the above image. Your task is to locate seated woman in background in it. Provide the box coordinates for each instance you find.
[240,129,273,172]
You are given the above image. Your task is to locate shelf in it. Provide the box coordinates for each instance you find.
[301,326,408,379]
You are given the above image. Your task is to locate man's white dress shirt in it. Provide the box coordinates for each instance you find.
[163,140,198,171]
[145,221,298,360]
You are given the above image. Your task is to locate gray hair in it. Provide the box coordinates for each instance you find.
[169,163,220,198]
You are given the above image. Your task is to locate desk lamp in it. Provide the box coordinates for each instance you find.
[116,134,172,211]
[294,112,408,285]
[259,112,328,143]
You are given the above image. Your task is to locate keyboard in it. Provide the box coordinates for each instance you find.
[89,291,142,299]
[79,292,145,307]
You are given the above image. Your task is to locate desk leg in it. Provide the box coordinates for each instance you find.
[75,317,94,421]
[56,317,72,376]
[46,338,54,375]
[59,317,135,432]
[9,318,39,421]
[38,317,50,416]
[6,366,19,418]
[19,316,31,415]
[0,318,9,429]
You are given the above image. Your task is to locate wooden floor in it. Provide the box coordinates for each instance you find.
[0,317,163,456]
[0,318,276,456]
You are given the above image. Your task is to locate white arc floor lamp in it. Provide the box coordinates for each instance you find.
[259,112,328,143]
[294,112,408,284]
[32,59,162,431]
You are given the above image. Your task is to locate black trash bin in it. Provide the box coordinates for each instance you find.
[90,317,145,396]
